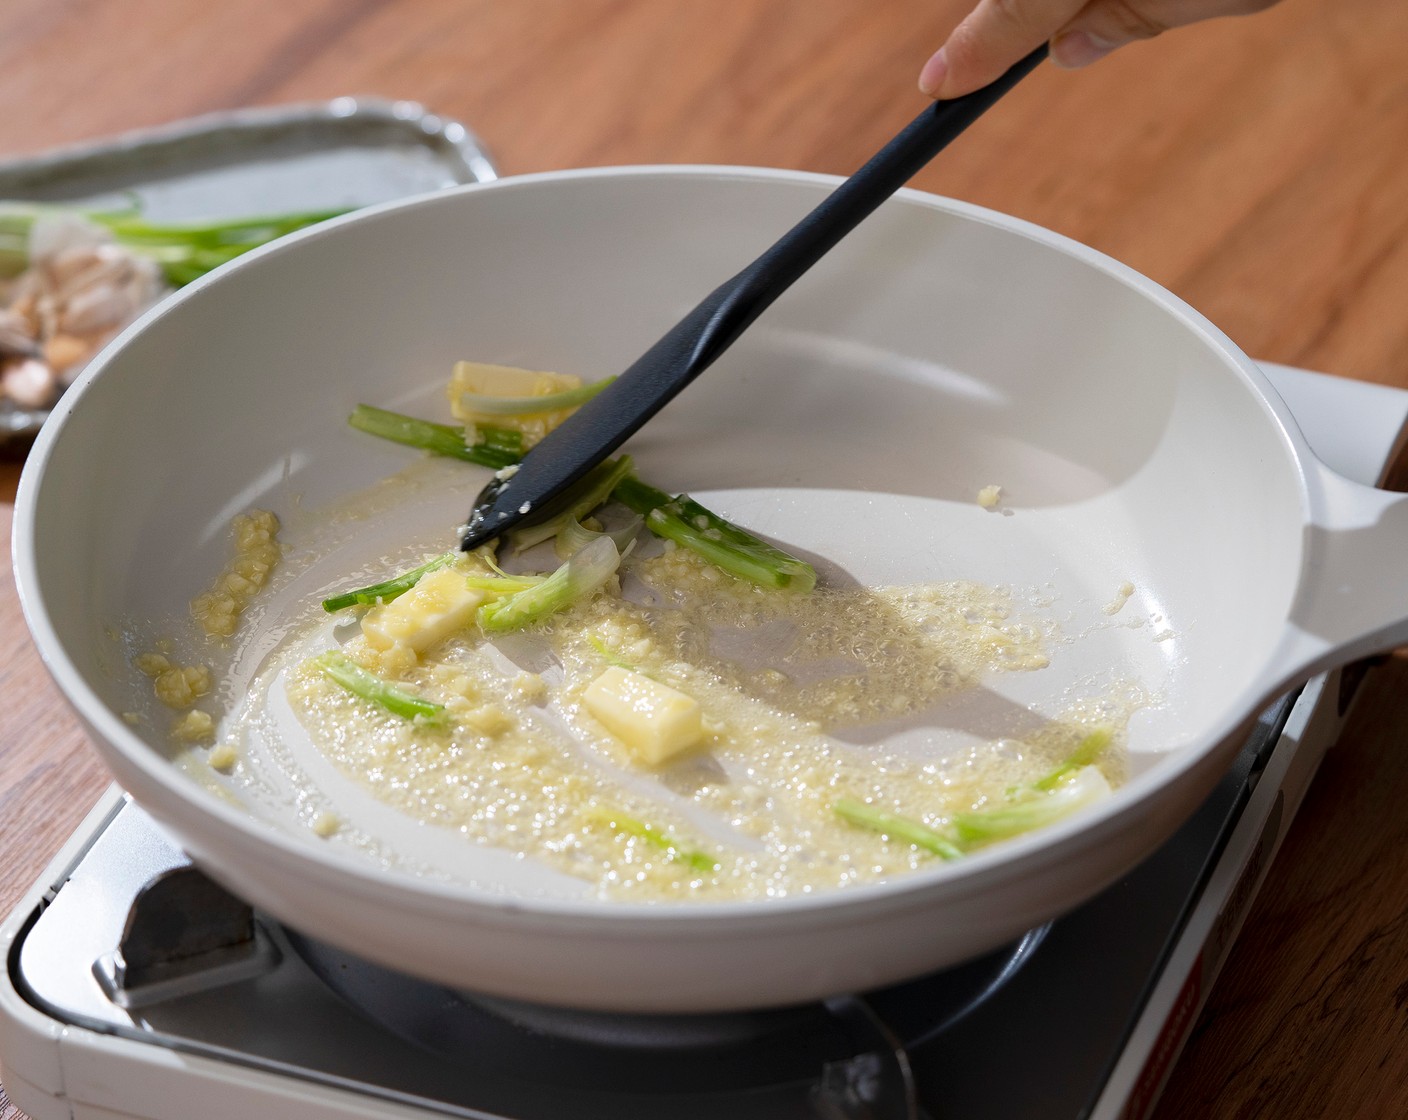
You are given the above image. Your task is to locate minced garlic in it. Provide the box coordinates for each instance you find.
[133,652,172,677]
[172,709,214,743]
[191,510,281,637]
[1103,581,1136,616]
[462,704,513,736]
[134,653,212,708]
[155,664,212,708]
[208,742,239,772]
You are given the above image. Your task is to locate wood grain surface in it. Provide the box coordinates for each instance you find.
[1,2,1406,1118]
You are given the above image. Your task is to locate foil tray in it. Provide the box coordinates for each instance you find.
[0,97,498,442]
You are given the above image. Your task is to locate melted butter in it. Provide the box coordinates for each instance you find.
[276,548,1138,901]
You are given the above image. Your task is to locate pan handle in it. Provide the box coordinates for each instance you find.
[1272,461,1408,687]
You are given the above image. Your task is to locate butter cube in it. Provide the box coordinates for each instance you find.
[582,667,703,765]
[361,568,485,653]
[448,360,584,447]
[448,361,581,413]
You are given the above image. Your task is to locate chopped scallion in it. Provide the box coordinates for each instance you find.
[614,476,815,592]
[1032,728,1113,792]
[477,536,621,632]
[951,766,1112,845]
[587,807,718,872]
[833,799,963,860]
[0,202,347,285]
[311,650,445,723]
[322,552,456,613]
[509,455,634,551]
[348,405,521,468]
[456,376,614,417]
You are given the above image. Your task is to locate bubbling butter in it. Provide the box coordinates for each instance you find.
[271,547,1134,902]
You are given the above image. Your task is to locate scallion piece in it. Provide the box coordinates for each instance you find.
[348,405,521,468]
[556,513,643,562]
[1032,728,1113,792]
[462,573,547,595]
[613,477,816,592]
[345,406,817,593]
[833,799,963,860]
[456,376,614,417]
[508,455,634,551]
[951,766,1112,845]
[311,651,445,723]
[0,202,347,285]
[477,426,526,456]
[321,552,456,613]
[477,536,621,632]
[588,807,718,872]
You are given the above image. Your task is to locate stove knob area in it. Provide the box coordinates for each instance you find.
[91,865,280,1009]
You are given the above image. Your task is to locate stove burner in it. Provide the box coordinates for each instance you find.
[284,926,908,1104]
[282,917,1042,1118]
[866,923,1050,1047]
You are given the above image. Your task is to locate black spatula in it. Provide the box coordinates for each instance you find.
[462,46,1046,551]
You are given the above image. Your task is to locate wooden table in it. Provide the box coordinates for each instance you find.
[2,2,1406,1117]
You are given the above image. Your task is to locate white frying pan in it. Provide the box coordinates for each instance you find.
[16,167,1408,1011]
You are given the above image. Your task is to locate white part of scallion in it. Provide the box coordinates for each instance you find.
[477,536,622,632]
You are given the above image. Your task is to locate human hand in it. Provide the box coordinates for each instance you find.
[919,0,1281,98]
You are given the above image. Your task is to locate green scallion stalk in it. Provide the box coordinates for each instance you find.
[321,552,456,613]
[0,213,29,276]
[556,513,643,562]
[613,476,816,592]
[463,573,547,595]
[610,477,673,516]
[1031,728,1113,792]
[0,202,347,285]
[951,766,1112,846]
[456,376,615,417]
[94,208,346,246]
[588,807,718,873]
[476,536,621,632]
[311,650,445,723]
[348,405,521,468]
[833,799,963,860]
[476,426,526,455]
[345,408,816,593]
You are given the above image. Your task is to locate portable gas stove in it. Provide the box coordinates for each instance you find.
[2,362,1405,1120]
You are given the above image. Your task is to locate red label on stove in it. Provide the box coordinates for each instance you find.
[1122,955,1204,1120]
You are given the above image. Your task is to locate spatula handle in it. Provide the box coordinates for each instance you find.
[698,44,1050,367]
[462,46,1048,550]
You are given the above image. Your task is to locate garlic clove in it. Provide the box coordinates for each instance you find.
[1,356,57,409]
[43,332,91,376]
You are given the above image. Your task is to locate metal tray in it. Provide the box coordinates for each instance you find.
[0,97,498,441]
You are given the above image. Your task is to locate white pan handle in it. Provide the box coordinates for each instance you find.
[1273,461,1408,686]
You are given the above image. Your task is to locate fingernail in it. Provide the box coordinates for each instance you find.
[918,48,948,97]
[1050,30,1117,69]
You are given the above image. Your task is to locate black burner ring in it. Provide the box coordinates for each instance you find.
[282,920,1042,1109]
